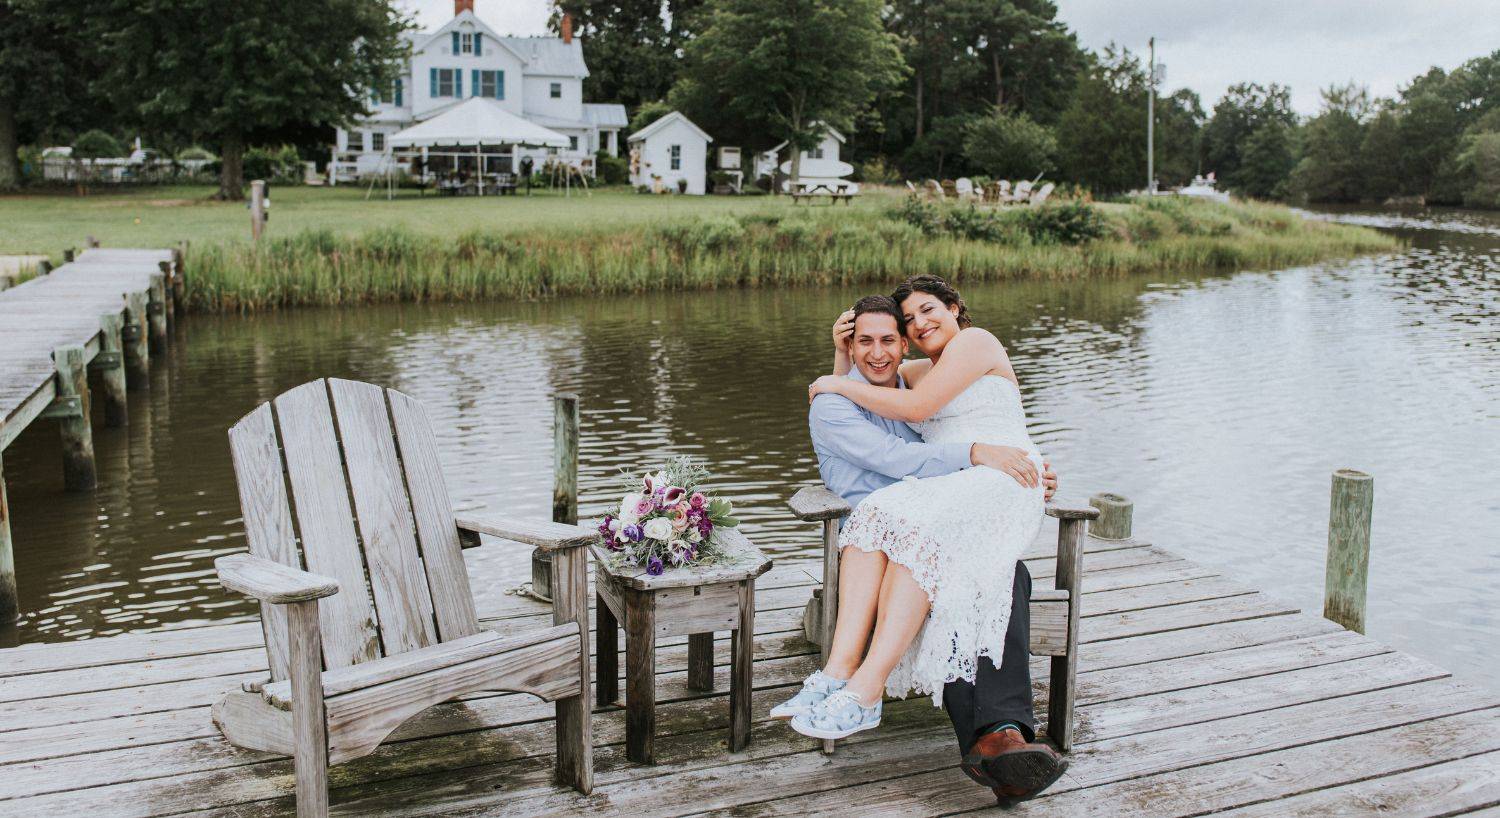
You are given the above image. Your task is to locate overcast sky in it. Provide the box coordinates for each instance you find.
[402,0,1500,114]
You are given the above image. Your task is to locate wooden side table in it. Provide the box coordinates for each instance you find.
[591,528,772,764]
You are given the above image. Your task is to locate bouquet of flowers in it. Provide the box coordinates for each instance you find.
[596,457,739,576]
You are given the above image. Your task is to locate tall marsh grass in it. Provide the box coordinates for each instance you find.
[186,197,1398,312]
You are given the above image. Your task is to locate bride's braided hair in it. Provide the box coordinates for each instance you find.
[891,274,972,329]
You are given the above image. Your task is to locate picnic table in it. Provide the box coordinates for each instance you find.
[791,181,856,205]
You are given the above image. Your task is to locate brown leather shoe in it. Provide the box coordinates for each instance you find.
[961,727,1068,804]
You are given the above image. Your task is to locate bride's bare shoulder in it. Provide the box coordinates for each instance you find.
[951,326,1004,350]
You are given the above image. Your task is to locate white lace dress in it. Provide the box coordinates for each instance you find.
[841,374,1045,705]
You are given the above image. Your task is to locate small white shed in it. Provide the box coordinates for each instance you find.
[627,111,712,195]
[755,126,847,179]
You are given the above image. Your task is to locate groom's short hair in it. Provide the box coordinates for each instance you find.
[852,295,905,334]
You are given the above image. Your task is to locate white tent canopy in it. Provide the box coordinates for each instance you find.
[388,98,569,149]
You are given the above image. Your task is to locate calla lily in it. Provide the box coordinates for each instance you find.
[663,486,687,505]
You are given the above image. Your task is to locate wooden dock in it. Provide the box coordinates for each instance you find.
[0,245,184,622]
[2,528,1496,816]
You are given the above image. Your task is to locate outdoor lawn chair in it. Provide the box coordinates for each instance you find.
[905,180,919,193]
[1029,182,1056,206]
[212,378,594,816]
[941,179,959,199]
[787,485,1098,754]
[923,179,945,200]
[955,177,975,200]
[1009,180,1034,203]
[994,179,1012,202]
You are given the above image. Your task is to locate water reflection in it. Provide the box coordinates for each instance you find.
[4,206,1497,684]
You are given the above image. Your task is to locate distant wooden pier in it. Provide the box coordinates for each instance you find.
[1,524,1495,816]
[0,244,185,623]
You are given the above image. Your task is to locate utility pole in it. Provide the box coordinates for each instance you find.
[1147,36,1156,194]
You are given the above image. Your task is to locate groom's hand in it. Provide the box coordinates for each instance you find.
[1042,460,1057,501]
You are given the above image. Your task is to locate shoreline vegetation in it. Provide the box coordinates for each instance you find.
[185,193,1396,313]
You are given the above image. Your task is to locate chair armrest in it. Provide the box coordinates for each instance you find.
[215,554,339,604]
[455,514,596,552]
[1045,500,1101,521]
[788,485,850,522]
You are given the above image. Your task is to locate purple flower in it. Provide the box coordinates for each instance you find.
[633,497,654,517]
[596,515,615,538]
[623,524,644,542]
[647,555,665,576]
[663,486,687,505]
[689,492,707,509]
[697,518,714,537]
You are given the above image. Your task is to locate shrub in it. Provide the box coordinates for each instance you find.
[942,205,1006,242]
[595,151,629,185]
[856,157,901,185]
[176,146,216,161]
[676,177,689,194]
[655,216,745,253]
[72,129,125,159]
[243,145,303,183]
[1021,202,1108,244]
[962,112,1056,180]
[889,194,942,235]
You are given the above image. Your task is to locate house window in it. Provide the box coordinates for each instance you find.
[550,82,562,99]
[432,68,461,97]
[460,32,474,54]
[352,131,365,152]
[474,69,503,99]
[371,132,385,152]
[377,78,403,107]
[569,135,578,151]
[809,146,824,159]
[669,145,681,170]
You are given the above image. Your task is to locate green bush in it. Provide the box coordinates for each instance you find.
[176,146,216,161]
[889,195,942,235]
[655,216,745,252]
[942,206,1006,242]
[72,130,125,159]
[243,145,303,183]
[1021,202,1108,244]
[595,151,629,185]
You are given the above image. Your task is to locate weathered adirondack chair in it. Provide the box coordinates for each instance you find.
[213,378,594,816]
[1029,182,1056,206]
[789,485,1098,752]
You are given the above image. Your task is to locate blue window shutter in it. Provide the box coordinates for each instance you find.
[452,31,460,54]
[472,69,479,97]
[474,33,482,56]
[496,70,504,100]
[455,69,462,97]
[395,78,403,107]
[429,67,437,97]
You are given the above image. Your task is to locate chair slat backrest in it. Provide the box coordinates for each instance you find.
[227,378,481,681]
[326,379,440,655]
[274,382,382,669]
[226,402,299,681]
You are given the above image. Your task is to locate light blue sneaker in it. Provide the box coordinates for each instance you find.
[790,689,882,739]
[769,670,847,720]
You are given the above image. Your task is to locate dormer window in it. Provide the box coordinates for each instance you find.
[451,30,481,55]
[460,32,474,54]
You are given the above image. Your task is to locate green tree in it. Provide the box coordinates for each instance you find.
[628,99,674,135]
[1154,88,1205,187]
[943,0,1079,117]
[962,109,1055,178]
[1289,83,1370,202]
[0,0,101,189]
[1204,82,1297,190]
[95,0,410,199]
[1359,106,1405,202]
[670,0,905,183]
[1053,47,1146,195]
[1235,120,1296,199]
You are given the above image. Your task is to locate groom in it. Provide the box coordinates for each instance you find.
[807,294,1068,805]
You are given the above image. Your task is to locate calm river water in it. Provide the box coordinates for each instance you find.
[4,206,1496,683]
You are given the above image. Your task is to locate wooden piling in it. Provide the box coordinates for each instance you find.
[86,236,100,249]
[157,262,176,331]
[123,291,150,390]
[53,345,97,491]
[0,452,14,626]
[36,259,53,276]
[534,394,580,601]
[1324,469,1374,634]
[147,272,168,354]
[94,313,129,427]
[250,181,267,241]
[170,245,187,315]
[1089,492,1133,540]
[63,248,75,263]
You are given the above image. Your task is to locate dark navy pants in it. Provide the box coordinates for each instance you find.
[942,561,1037,752]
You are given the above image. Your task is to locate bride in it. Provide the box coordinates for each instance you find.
[788,274,1046,740]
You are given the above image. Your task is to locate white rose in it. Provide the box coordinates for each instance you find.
[687,528,703,544]
[619,493,643,526]
[643,517,674,542]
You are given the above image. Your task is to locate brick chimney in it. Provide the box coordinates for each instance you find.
[561,11,573,44]
[455,0,473,15]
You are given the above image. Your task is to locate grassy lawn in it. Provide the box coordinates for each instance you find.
[0,184,1400,312]
[0,184,806,255]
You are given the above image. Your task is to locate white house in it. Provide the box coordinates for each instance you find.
[754,126,848,180]
[627,111,712,195]
[332,0,626,180]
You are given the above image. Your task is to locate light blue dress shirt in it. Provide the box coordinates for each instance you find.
[808,368,973,514]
